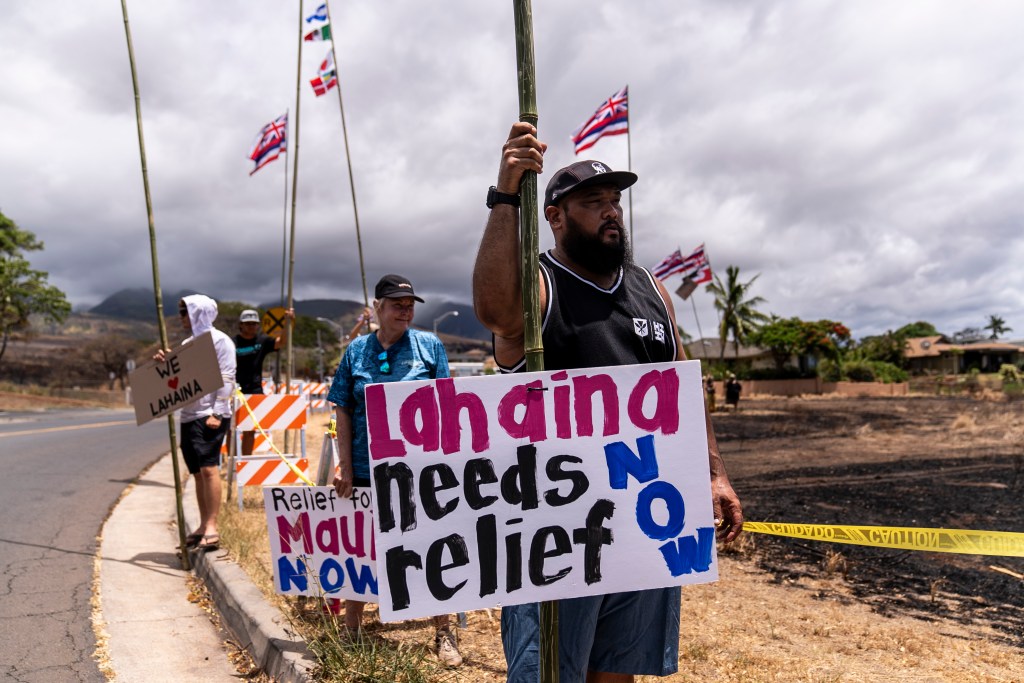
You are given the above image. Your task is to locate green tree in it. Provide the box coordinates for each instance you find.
[749,316,850,372]
[984,314,1012,340]
[0,211,71,366]
[895,321,939,339]
[854,331,906,367]
[705,265,769,361]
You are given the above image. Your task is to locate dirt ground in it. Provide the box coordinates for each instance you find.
[720,394,1024,644]
[315,393,1024,682]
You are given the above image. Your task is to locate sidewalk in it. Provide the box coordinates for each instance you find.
[98,452,314,682]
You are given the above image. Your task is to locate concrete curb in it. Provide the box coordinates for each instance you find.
[184,480,316,683]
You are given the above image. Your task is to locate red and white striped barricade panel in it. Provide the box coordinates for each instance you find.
[302,381,330,412]
[261,378,276,394]
[302,382,328,395]
[234,455,309,509]
[234,394,308,431]
[231,394,308,503]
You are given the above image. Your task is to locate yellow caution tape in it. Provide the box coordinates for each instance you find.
[744,521,1024,558]
[233,389,314,486]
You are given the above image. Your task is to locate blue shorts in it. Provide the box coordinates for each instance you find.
[502,587,681,682]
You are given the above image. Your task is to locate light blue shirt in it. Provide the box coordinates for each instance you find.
[327,329,449,479]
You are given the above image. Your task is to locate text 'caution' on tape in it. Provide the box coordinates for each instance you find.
[743,522,1024,558]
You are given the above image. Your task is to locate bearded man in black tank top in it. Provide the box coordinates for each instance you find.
[473,122,744,683]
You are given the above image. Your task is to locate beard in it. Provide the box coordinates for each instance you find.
[562,213,632,275]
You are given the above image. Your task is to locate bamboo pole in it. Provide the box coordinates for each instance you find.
[324,0,370,308]
[512,0,544,375]
[285,0,305,391]
[511,3,555,681]
[119,0,190,570]
[626,84,633,243]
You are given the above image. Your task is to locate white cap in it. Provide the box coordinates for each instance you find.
[240,309,260,323]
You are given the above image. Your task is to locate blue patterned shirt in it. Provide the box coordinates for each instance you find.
[327,329,449,479]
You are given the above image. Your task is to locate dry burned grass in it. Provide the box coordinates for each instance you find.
[0,387,111,411]
[219,401,1024,682]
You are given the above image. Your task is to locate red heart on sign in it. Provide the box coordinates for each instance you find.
[168,377,179,389]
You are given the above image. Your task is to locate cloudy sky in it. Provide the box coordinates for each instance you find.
[3,0,1023,340]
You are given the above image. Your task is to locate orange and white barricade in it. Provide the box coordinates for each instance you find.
[231,393,308,508]
[235,454,309,489]
[301,381,330,413]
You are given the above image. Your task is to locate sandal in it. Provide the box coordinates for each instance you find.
[193,534,220,551]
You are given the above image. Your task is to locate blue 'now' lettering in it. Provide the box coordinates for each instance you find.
[658,527,715,576]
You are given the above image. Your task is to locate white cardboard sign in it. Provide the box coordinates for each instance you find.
[263,486,378,601]
[365,360,718,621]
[128,331,224,425]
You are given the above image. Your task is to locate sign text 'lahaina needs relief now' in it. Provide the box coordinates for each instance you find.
[365,360,718,621]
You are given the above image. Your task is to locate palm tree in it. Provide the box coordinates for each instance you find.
[984,314,1012,340]
[706,265,769,362]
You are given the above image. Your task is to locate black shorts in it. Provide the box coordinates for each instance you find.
[180,417,230,474]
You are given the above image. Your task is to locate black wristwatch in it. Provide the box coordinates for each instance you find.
[486,186,521,209]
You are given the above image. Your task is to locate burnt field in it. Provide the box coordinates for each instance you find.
[716,394,1024,646]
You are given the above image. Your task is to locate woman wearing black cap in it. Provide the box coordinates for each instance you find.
[326,274,462,667]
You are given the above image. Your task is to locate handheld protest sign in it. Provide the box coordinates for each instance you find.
[264,485,378,602]
[128,331,224,425]
[366,360,718,622]
[262,306,288,336]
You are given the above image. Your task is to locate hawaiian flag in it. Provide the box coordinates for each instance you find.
[248,113,287,176]
[653,244,711,281]
[673,244,713,299]
[681,244,711,282]
[304,24,332,41]
[306,3,328,23]
[571,86,629,155]
[309,51,337,96]
[652,248,685,279]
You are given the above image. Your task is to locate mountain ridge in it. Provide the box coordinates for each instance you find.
[91,288,490,341]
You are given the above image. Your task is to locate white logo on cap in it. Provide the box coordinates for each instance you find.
[592,162,608,174]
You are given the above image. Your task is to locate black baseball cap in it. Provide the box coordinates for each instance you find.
[544,160,638,209]
[374,274,424,302]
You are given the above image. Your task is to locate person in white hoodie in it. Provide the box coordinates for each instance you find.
[156,294,236,550]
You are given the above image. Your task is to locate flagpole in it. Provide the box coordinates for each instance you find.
[626,83,633,244]
[120,0,190,571]
[276,109,291,386]
[511,4,556,682]
[281,108,290,308]
[690,297,708,363]
[324,0,369,308]
[285,0,305,397]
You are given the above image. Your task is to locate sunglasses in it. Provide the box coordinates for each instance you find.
[378,350,391,375]
[178,308,188,317]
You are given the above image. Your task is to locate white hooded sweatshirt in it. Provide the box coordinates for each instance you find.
[178,294,236,423]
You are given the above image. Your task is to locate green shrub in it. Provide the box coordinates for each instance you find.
[819,359,908,383]
[867,361,909,383]
[999,364,1022,383]
[843,360,876,382]
[818,358,841,383]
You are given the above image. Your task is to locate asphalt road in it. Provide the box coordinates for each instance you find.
[0,409,170,683]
